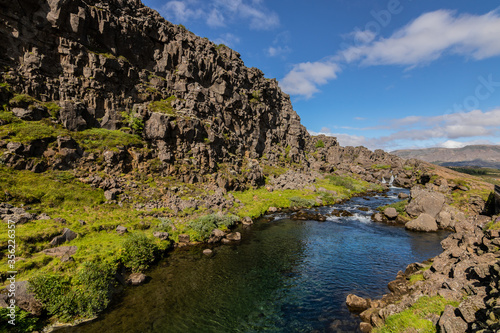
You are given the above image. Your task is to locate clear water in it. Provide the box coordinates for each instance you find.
[61,188,447,333]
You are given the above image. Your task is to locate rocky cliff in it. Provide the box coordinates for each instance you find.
[0,0,309,181]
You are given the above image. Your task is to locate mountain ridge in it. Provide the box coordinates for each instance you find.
[392,145,500,169]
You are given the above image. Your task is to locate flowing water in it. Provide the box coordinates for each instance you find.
[61,188,448,333]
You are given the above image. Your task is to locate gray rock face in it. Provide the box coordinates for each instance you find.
[0,0,310,180]
[346,294,370,312]
[405,213,438,232]
[437,305,468,333]
[0,281,43,316]
[49,228,77,246]
[406,187,445,218]
[153,231,169,240]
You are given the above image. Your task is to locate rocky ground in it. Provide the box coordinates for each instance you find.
[347,175,499,332]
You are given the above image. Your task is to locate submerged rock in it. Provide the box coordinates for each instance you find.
[127,273,147,286]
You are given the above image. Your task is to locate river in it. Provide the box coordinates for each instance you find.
[61,187,448,333]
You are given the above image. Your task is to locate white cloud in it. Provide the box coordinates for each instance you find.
[161,0,203,22]
[267,45,291,57]
[311,108,500,150]
[161,0,279,30]
[341,9,500,66]
[213,33,240,48]
[279,61,341,98]
[309,129,372,148]
[206,8,225,28]
[282,9,500,98]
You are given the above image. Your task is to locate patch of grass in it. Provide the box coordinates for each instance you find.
[181,213,240,241]
[0,110,19,124]
[315,140,325,148]
[73,128,143,152]
[0,119,66,143]
[373,164,391,170]
[0,166,104,207]
[249,90,261,103]
[326,175,365,192]
[262,165,287,179]
[44,101,61,120]
[0,306,41,332]
[289,196,315,208]
[408,273,425,285]
[374,296,459,333]
[148,96,177,116]
[378,200,408,215]
[9,94,36,107]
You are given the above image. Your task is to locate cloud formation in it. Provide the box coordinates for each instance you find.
[310,108,500,150]
[281,9,500,97]
[279,61,341,98]
[160,0,279,30]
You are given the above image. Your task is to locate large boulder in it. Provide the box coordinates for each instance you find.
[435,205,466,231]
[346,294,370,312]
[405,187,445,218]
[437,305,468,333]
[383,207,398,220]
[0,281,43,316]
[405,213,438,232]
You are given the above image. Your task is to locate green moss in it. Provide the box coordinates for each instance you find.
[315,140,325,148]
[43,102,61,120]
[378,200,408,216]
[408,273,425,285]
[374,296,460,333]
[249,90,261,104]
[9,94,36,107]
[372,164,391,170]
[148,96,177,116]
[0,120,65,143]
[73,128,143,152]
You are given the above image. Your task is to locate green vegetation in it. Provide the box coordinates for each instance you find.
[121,110,144,135]
[9,94,36,107]
[378,200,408,216]
[122,233,158,273]
[73,128,143,152]
[249,90,261,103]
[372,164,391,169]
[148,96,177,116]
[28,259,115,321]
[408,273,425,285]
[232,176,380,218]
[289,196,315,208]
[0,306,40,333]
[374,296,459,333]
[315,140,325,148]
[0,119,65,143]
[449,166,500,186]
[184,213,240,241]
[44,102,61,120]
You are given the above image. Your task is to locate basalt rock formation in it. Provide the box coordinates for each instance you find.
[0,0,433,190]
[0,0,308,180]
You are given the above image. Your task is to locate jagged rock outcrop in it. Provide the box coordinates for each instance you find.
[0,0,308,180]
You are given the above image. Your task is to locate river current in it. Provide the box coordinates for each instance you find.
[62,187,447,333]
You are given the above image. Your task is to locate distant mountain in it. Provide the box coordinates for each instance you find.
[392,145,500,169]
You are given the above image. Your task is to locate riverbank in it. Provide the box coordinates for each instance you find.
[347,186,499,332]
[0,167,386,331]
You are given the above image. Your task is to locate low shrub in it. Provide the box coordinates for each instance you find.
[121,233,158,273]
[0,306,40,333]
[327,175,361,191]
[289,196,315,208]
[28,259,115,321]
[315,140,325,148]
[186,213,240,241]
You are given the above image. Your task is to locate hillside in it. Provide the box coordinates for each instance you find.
[0,0,497,332]
[392,145,500,169]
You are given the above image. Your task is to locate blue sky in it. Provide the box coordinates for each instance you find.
[142,0,500,151]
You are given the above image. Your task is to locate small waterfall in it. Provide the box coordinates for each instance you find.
[389,175,395,186]
[381,177,387,184]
